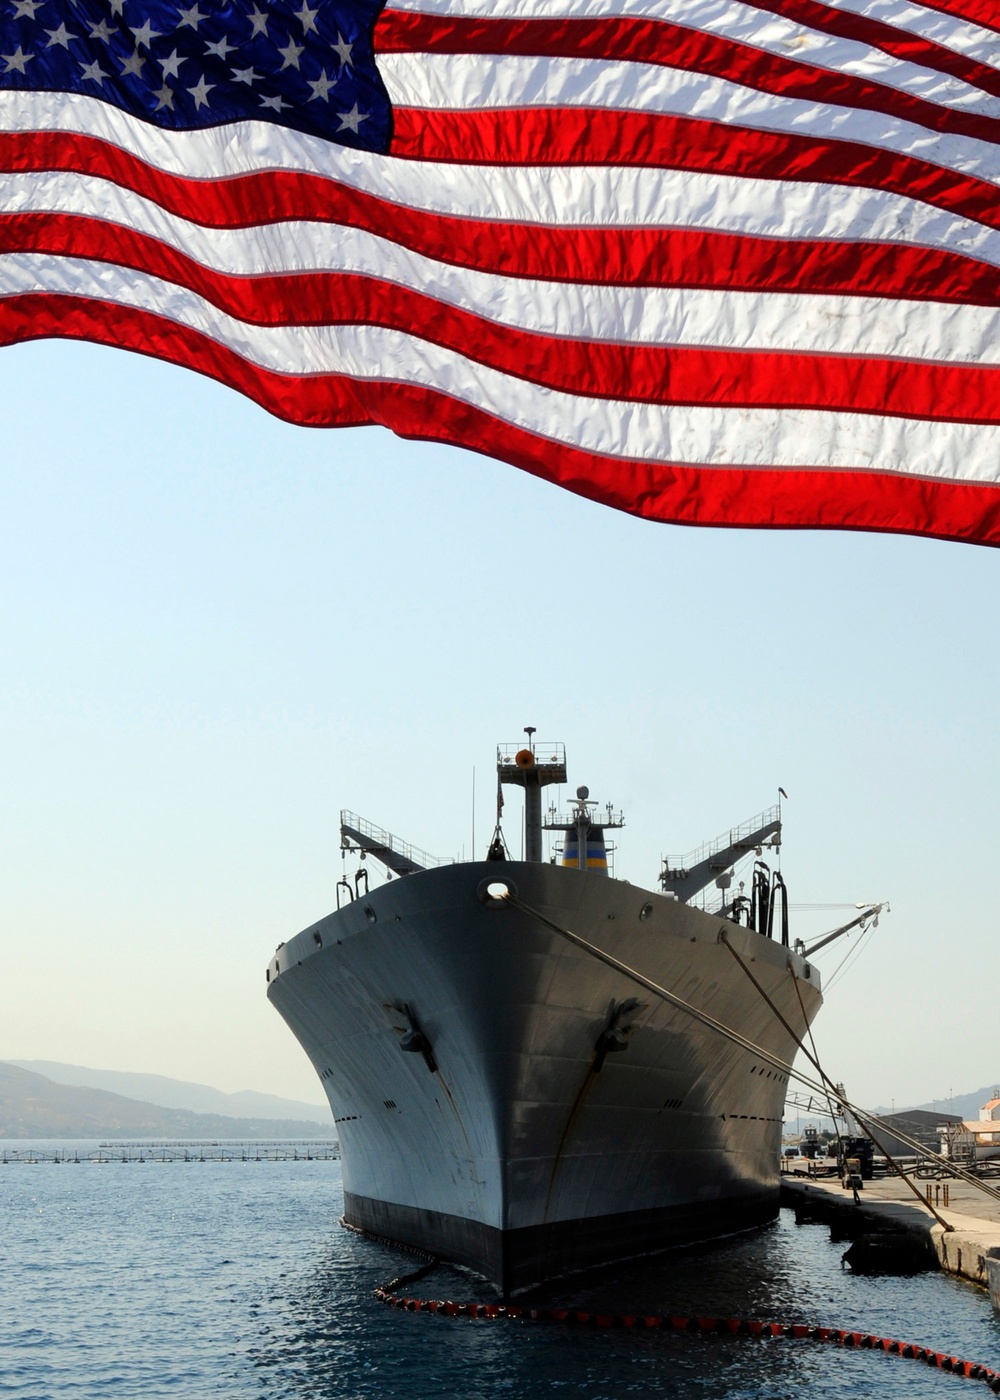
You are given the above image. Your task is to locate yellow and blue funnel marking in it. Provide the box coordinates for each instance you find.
[561,828,608,872]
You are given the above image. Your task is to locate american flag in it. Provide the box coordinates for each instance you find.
[2,0,1000,544]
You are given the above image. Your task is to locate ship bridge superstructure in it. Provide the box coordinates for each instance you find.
[337,732,804,952]
[497,729,624,874]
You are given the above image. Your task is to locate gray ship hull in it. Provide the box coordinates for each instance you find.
[267,862,821,1292]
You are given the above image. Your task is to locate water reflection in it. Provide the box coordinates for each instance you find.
[252,1212,1000,1400]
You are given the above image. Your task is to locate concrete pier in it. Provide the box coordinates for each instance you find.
[781,1172,1000,1298]
[988,1258,1000,1311]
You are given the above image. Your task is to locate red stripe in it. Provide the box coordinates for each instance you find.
[390,105,1000,234]
[375,11,1000,147]
[6,212,1000,421]
[3,293,998,544]
[899,0,1000,38]
[8,128,1000,288]
[7,204,1000,309]
[725,0,1000,100]
[378,6,1000,110]
[6,117,1000,250]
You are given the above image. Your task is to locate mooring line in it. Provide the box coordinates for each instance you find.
[337,897,1000,1388]
[505,892,1000,1214]
[722,931,953,1231]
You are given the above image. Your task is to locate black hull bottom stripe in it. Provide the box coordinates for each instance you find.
[343,1189,780,1293]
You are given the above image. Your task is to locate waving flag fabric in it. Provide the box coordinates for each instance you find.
[2,0,1000,544]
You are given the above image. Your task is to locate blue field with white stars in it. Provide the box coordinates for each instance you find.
[0,0,391,150]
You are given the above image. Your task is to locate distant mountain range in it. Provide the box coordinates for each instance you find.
[8,1059,995,1142]
[908,1084,1000,1123]
[8,1060,330,1124]
[852,1084,1000,1125]
[0,1062,335,1140]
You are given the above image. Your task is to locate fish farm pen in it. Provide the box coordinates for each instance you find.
[0,1141,340,1164]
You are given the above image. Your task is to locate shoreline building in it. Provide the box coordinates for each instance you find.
[962,1093,1000,1160]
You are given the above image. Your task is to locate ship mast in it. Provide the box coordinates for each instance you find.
[496,728,567,861]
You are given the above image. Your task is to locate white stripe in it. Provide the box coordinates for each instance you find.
[7,172,1000,360]
[4,85,1000,227]
[389,0,1000,119]
[387,0,1000,71]
[813,0,1000,68]
[2,253,998,478]
[681,4,1000,120]
[2,91,999,232]
[8,163,1000,274]
[380,51,1000,183]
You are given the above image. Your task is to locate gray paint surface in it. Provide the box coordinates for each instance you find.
[268,862,821,1285]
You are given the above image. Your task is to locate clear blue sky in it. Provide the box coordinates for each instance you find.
[1,337,997,1113]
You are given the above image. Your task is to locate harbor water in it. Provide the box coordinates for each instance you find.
[3,1148,999,1399]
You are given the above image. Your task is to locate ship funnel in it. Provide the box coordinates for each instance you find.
[544,784,624,875]
[561,826,609,874]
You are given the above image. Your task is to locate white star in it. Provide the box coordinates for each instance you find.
[336,104,367,133]
[307,67,334,101]
[11,0,42,19]
[187,74,213,107]
[333,33,352,67]
[79,57,106,83]
[204,34,234,59]
[153,82,173,109]
[294,2,318,33]
[108,0,126,13]
[247,6,267,35]
[131,19,161,48]
[119,48,145,76]
[176,3,204,27]
[88,18,115,42]
[3,45,33,72]
[158,47,183,77]
[230,64,256,84]
[259,91,288,111]
[277,37,302,69]
[44,22,71,48]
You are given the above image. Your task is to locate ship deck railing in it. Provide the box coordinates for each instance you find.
[496,742,566,767]
[340,810,454,869]
[662,805,781,875]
